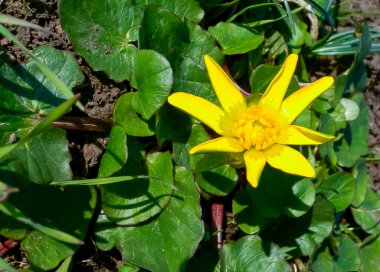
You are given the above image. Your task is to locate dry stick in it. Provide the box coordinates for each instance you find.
[211,201,224,249]
[53,116,113,132]
[0,239,17,256]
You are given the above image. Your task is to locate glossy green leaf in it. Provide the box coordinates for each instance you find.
[136,0,204,23]
[195,153,238,196]
[232,188,271,234]
[0,257,18,272]
[55,256,72,272]
[310,243,334,272]
[113,93,155,137]
[209,22,264,55]
[21,231,76,271]
[335,93,369,168]
[0,127,72,184]
[334,235,360,272]
[172,124,209,170]
[250,64,299,96]
[318,114,337,166]
[156,103,192,147]
[330,98,360,122]
[98,125,127,178]
[59,0,141,82]
[351,187,380,235]
[0,45,83,115]
[352,158,370,207]
[101,152,174,225]
[139,5,189,65]
[250,167,315,218]
[131,50,173,120]
[0,26,83,110]
[172,23,223,104]
[96,167,203,272]
[0,202,83,245]
[0,180,94,240]
[318,172,355,212]
[220,235,291,272]
[263,196,334,256]
[360,236,380,272]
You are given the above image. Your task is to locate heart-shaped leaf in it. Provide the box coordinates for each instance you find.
[101,152,174,225]
[96,167,203,272]
[220,235,291,272]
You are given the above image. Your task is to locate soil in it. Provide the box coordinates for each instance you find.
[0,0,379,271]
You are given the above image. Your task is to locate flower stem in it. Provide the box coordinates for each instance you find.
[211,201,224,249]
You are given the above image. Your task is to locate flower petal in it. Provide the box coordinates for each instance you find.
[279,125,335,145]
[260,54,298,110]
[267,144,315,178]
[244,150,267,188]
[281,76,334,124]
[190,137,244,154]
[204,55,247,119]
[168,92,234,136]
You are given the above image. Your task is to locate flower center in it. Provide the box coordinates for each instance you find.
[232,105,286,151]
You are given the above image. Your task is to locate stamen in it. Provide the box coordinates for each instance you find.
[232,105,286,151]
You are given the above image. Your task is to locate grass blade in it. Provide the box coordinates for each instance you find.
[0,96,78,158]
[0,202,83,245]
[0,23,83,110]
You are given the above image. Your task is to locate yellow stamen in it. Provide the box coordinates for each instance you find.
[232,105,287,151]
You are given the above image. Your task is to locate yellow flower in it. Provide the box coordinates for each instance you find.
[168,54,334,188]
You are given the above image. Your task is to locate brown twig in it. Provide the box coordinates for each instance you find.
[53,116,113,132]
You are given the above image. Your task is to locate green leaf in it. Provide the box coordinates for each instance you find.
[360,236,380,272]
[310,243,334,272]
[0,46,83,114]
[101,152,174,225]
[59,0,141,81]
[21,231,76,271]
[0,202,83,245]
[156,103,192,147]
[351,158,370,207]
[334,235,360,272]
[131,50,173,120]
[263,196,334,256]
[55,256,72,272]
[220,235,291,272]
[0,26,83,110]
[233,188,271,234]
[250,64,299,95]
[351,187,380,235]
[172,124,209,170]
[96,167,203,272]
[330,98,360,122]
[0,258,18,272]
[0,127,72,184]
[139,5,189,65]
[98,125,127,178]
[195,153,238,196]
[249,167,315,218]
[0,181,94,242]
[172,23,223,104]
[113,93,155,137]
[318,172,355,212]
[335,93,369,168]
[209,22,264,55]
[318,114,337,166]
[136,0,204,23]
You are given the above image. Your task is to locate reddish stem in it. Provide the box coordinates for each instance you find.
[0,239,17,256]
[211,201,224,249]
[53,116,112,132]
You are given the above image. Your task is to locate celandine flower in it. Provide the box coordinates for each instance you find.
[168,54,334,188]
